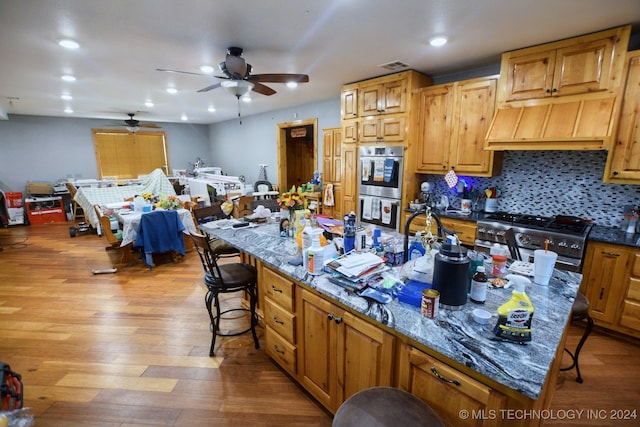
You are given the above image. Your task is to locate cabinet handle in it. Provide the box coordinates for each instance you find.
[273,316,284,325]
[600,251,620,257]
[327,313,343,324]
[599,287,605,300]
[274,345,285,355]
[271,285,283,293]
[430,367,461,386]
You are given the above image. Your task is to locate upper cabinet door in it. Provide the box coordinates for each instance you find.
[341,85,359,120]
[358,76,407,116]
[359,82,384,116]
[504,49,556,101]
[379,77,407,115]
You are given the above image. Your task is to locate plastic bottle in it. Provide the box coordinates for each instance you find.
[493,282,534,343]
[307,230,325,275]
[408,232,425,261]
[301,219,314,271]
[490,243,507,278]
[469,266,488,304]
[343,212,356,253]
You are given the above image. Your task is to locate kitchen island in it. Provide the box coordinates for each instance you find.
[200,221,580,426]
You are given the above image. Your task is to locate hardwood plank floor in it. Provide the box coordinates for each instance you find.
[1,223,639,426]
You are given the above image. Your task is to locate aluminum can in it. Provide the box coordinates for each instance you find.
[421,289,440,318]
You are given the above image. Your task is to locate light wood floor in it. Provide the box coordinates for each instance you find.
[1,223,639,426]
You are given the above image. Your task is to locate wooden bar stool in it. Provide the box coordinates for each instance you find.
[560,292,594,383]
[332,386,444,427]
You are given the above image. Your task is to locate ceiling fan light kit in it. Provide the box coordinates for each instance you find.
[221,80,254,98]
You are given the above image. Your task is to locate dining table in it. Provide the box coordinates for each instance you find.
[115,208,198,247]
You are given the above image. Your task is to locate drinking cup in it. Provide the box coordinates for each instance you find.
[533,250,558,286]
[461,199,472,214]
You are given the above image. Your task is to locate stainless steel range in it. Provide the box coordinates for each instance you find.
[474,212,593,272]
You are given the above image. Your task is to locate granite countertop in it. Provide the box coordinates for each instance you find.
[200,222,580,400]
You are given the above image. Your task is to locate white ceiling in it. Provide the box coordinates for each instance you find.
[1,0,639,125]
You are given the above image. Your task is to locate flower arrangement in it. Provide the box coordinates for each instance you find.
[156,194,184,210]
[140,191,155,202]
[277,186,306,211]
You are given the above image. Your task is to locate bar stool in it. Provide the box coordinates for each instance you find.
[190,232,259,357]
[560,292,594,383]
[332,386,444,427]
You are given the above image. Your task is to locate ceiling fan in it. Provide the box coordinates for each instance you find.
[157,46,310,98]
[110,113,161,133]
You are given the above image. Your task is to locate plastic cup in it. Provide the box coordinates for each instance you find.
[533,250,557,286]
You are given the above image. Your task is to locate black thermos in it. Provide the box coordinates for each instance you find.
[432,243,470,309]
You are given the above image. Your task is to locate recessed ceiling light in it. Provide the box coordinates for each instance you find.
[429,37,448,47]
[64,108,73,114]
[166,87,177,94]
[145,101,154,107]
[208,106,216,113]
[181,114,188,121]
[59,39,80,49]
[200,65,215,74]
[61,94,73,101]
[286,82,298,89]
[61,74,76,82]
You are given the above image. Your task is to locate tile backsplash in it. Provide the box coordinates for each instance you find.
[421,151,640,228]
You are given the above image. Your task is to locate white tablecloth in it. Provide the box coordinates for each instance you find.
[117,208,196,247]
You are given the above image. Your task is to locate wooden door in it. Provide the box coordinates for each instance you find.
[414,84,453,173]
[276,119,317,193]
[450,77,497,174]
[581,242,632,325]
[297,288,339,410]
[335,311,395,409]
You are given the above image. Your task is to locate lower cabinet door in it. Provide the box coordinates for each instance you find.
[397,344,506,427]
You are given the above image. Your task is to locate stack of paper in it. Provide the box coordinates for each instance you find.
[326,251,387,283]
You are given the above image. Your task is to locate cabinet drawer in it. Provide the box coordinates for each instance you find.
[407,215,476,246]
[264,296,296,344]
[620,299,640,332]
[262,267,295,311]
[627,276,640,301]
[265,325,297,376]
[632,253,640,277]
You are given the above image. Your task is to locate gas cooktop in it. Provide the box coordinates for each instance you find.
[483,212,591,236]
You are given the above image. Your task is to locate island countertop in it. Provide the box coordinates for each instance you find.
[200,222,580,400]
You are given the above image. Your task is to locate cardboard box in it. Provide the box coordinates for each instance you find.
[27,181,53,196]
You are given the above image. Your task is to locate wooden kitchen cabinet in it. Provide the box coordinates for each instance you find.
[486,25,630,151]
[358,74,408,116]
[414,76,501,176]
[580,241,634,331]
[359,116,406,143]
[262,266,298,376]
[620,252,640,335]
[297,288,395,412]
[406,214,477,247]
[604,50,640,184]
[322,127,342,218]
[340,83,358,120]
[340,143,357,217]
[397,344,507,427]
[499,26,630,103]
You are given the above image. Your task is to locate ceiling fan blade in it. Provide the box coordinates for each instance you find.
[249,73,309,84]
[197,82,223,93]
[138,123,161,128]
[156,68,211,77]
[252,82,277,96]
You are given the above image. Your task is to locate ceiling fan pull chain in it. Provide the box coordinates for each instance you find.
[237,98,243,125]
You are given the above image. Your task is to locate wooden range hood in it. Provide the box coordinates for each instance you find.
[484,93,620,151]
[484,25,630,151]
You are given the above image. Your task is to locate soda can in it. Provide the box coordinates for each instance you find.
[421,289,440,318]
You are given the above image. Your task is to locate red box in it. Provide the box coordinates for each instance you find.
[25,197,66,225]
[5,192,23,208]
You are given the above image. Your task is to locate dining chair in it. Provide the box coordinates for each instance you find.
[192,205,240,258]
[134,210,186,269]
[66,182,84,222]
[93,204,133,265]
[190,232,260,356]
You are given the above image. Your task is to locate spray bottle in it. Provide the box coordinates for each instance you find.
[493,282,534,343]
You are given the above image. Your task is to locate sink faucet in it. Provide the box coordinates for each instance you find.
[403,207,455,260]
